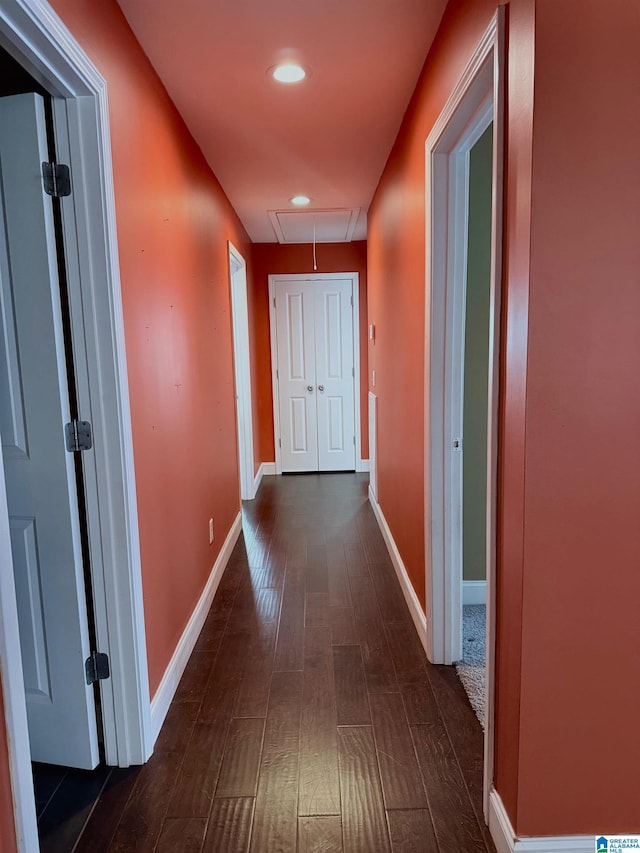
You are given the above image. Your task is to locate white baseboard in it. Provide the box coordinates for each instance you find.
[368,486,428,652]
[463,579,486,605]
[149,512,242,744]
[252,466,262,497]
[357,458,370,473]
[489,789,593,853]
[252,462,276,497]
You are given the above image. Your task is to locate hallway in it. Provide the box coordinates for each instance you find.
[72,474,494,852]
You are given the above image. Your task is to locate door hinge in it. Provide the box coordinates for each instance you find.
[279,438,281,448]
[85,651,110,685]
[273,297,276,308]
[42,161,71,198]
[352,367,355,378]
[276,368,279,380]
[353,436,356,446]
[65,420,93,452]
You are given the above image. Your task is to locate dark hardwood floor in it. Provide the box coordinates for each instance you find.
[39,473,494,852]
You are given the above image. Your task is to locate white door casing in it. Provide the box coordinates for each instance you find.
[0,93,100,769]
[0,2,152,850]
[228,242,256,500]
[270,275,358,473]
[424,8,505,821]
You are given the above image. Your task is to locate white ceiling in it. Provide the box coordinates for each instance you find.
[116,0,448,243]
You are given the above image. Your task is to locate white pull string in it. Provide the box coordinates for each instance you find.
[313,219,317,271]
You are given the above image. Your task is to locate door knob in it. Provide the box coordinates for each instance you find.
[318,384,325,391]
[307,385,313,392]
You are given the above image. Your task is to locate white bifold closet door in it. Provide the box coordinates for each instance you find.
[274,277,356,473]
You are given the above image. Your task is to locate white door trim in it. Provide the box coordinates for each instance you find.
[268,272,363,474]
[424,6,505,826]
[228,242,256,500]
[0,1,152,848]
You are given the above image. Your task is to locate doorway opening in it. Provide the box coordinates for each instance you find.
[0,51,104,845]
[454,120,493,729]
[0,4,152,849]
[228,242,256,500]
[424,8,505,819]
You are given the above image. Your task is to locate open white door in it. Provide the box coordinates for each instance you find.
[0,93,99,769]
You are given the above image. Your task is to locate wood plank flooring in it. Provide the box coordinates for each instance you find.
[42,473,494,852]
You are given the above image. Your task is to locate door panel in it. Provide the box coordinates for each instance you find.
[0,276,27,455]
[275,283,318,471]
[9,517,50,699]
[290,396,310,452]
[327,396,344,450]
[285,292,307,379]
[0,93,99,769]
[314,281,355,471]
[274,277,356,473]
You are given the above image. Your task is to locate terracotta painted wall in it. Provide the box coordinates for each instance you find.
[0,677,17,853]
[48,0,253,695]
[515,0,640,834]
[250,242,368,468]
[493,0,535,824]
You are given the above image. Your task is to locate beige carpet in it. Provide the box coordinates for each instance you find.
[455,605,486,729]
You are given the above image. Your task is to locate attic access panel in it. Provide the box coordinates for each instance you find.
[268,208,360,244]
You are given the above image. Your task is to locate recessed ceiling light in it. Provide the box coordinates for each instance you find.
[272,63,306,84]
[290,195,311,206]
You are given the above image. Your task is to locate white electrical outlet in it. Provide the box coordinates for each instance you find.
[209,518,214,544]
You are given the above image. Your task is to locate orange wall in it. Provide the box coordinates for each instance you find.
[250,242,368,468]
[0,677,17,853]
[49,0,253,695]
[493,0,535,824]
[515,0,640,833]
